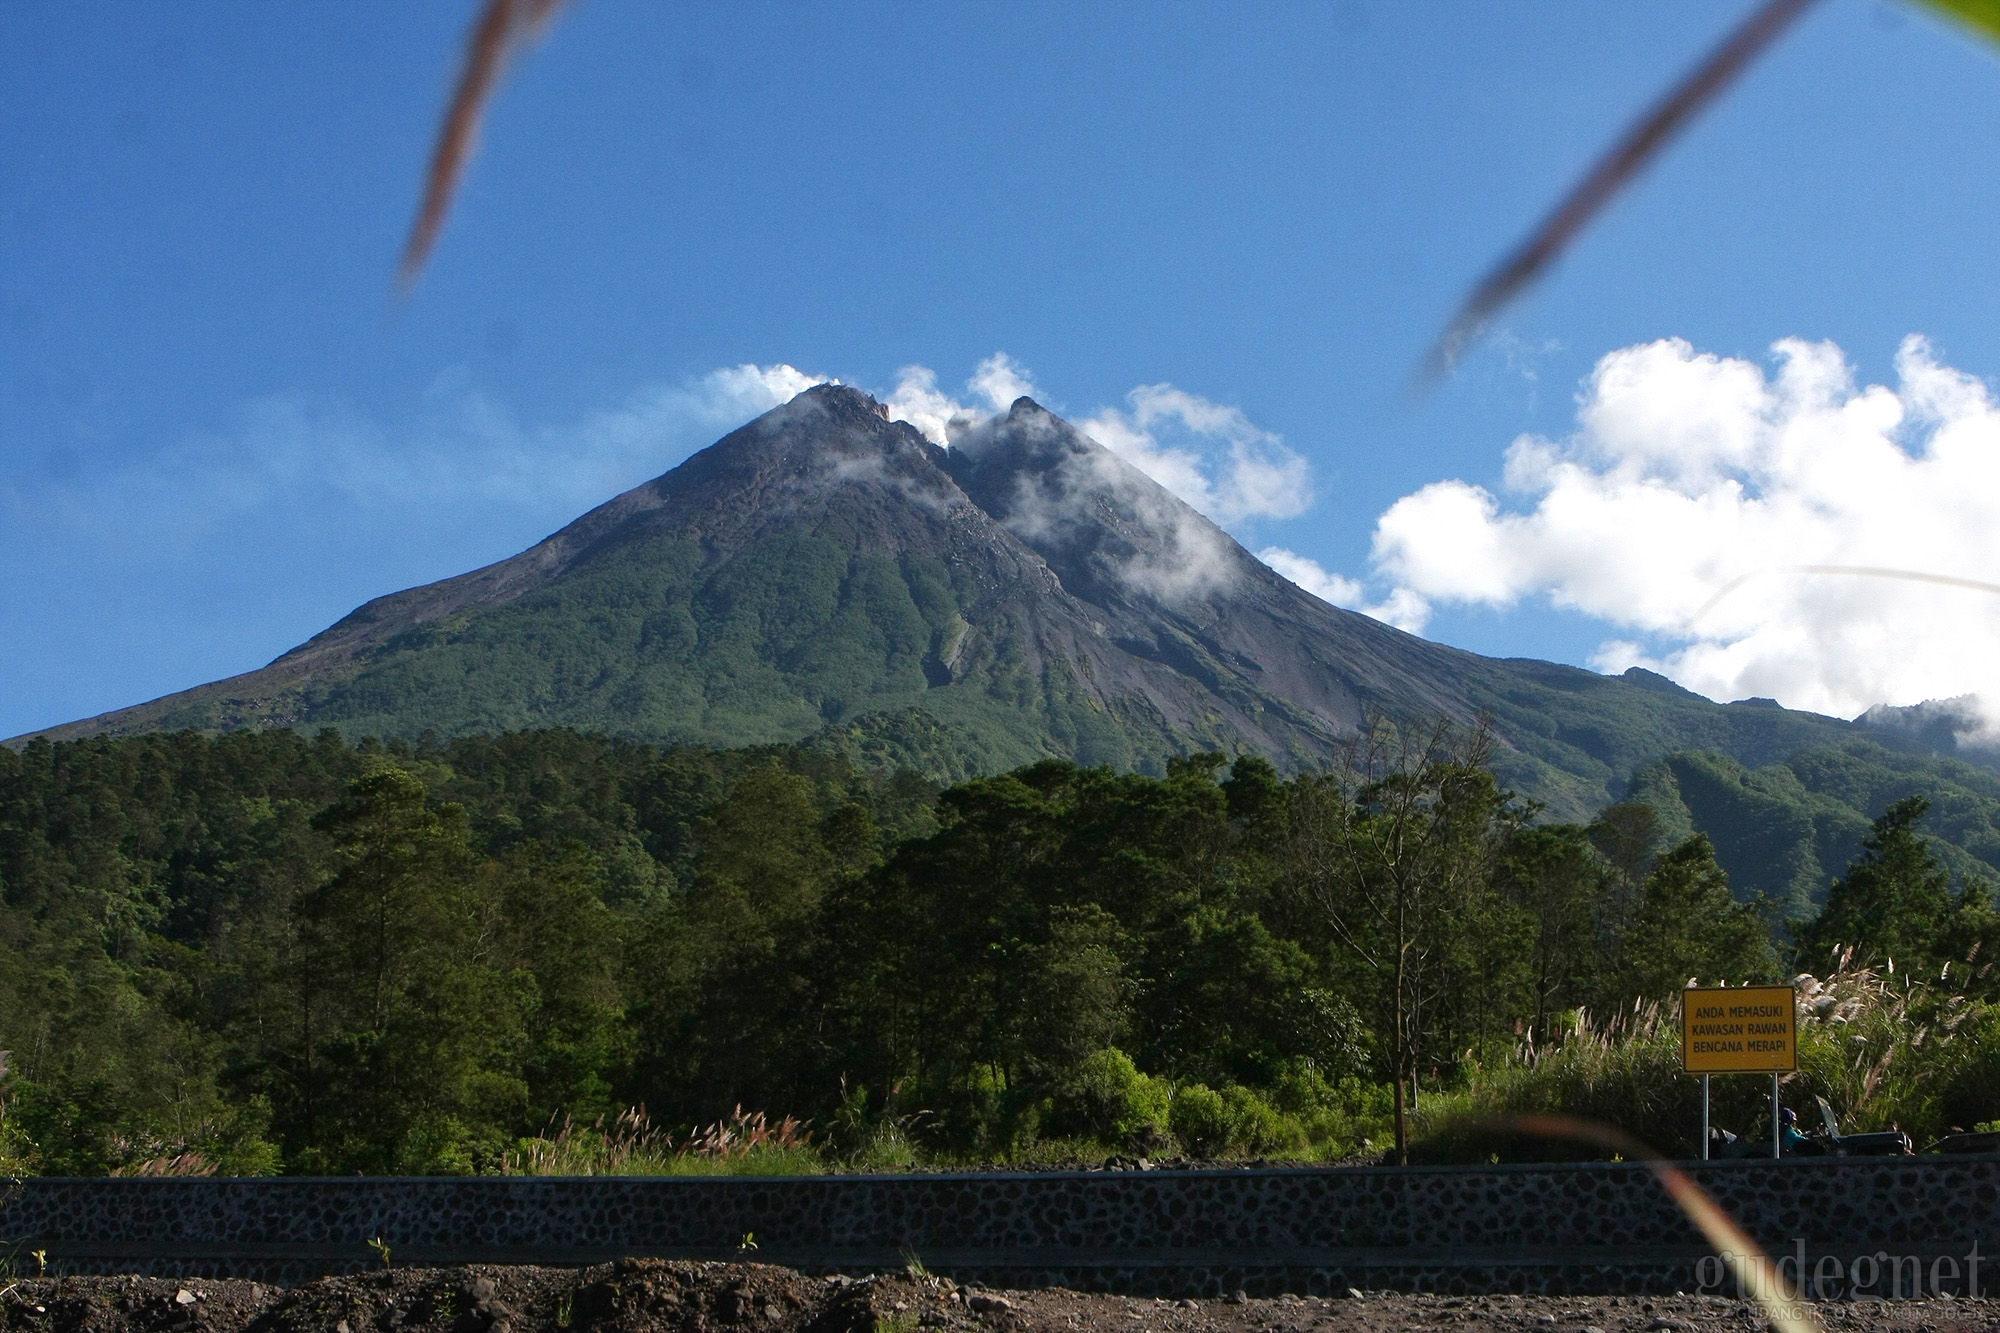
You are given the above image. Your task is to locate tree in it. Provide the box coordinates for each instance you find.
[492,841,628,1126]
[1588,803,1662,916]
[625,762,845,1123]
[1615,834,1777,1000]
[1492,824,1611,1046]
[1796,796,1956,973]
[1288,717,1509,1163]
[287,768,527,1173]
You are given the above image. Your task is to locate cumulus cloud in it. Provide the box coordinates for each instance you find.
[883,352,1041,446]
[878,352,1034,447]
[968,352,1038,413]
[1259,547,1366,607]
[882,366,976,447]
[1368,334,2000,732]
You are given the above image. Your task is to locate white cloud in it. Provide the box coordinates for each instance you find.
[883,352,1040,446]
[1259,546,1365,607]
[4,362,832,549]
[883,366,976,447]
[1368,334,2000,733]
[1080,384,1313,524]
[1258,546,1430,632]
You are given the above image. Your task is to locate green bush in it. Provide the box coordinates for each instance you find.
[658,1143,824,1176]
[1168,1084,1230,1156]
[1221,1085,1305,1155]
[1256,1061,1394,1159]
[1164,1081,1319,1159]
[396,1115,482,1176]
[1053,1048,1168,1146]
[853,1125,919,1170]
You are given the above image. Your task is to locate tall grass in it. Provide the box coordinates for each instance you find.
[503,961,2000,1173]
[1410,999,1705,1161]
[1411,957,2000,1161]
[501,1105,822,1177]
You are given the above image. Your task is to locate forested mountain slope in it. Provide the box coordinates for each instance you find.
[1629,738,2000,918]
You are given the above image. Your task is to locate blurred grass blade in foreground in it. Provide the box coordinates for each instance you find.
[399,0,573,289]
[1420,0,1821,387]
[1694,564,2000,625]
[1512,1116,1821,1333]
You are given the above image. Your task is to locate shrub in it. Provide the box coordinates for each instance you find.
[1168,1084,1230,1156]
[395,1114,483,1176]
[1221,1085,1305,1155]
[1408,964,2000,1161]
[1052,1048,1168,1146]
[1888,1001,2000,1139]
[1787,960,1989,1144]
[849,1122,920,1170]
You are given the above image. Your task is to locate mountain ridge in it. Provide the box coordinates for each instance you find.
[14,383,1959,820]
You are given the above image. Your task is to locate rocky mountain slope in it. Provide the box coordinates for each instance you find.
[18,384,1931,819]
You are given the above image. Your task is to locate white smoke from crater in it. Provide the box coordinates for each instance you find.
[881,354,1312,525]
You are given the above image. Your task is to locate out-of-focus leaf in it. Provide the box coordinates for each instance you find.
[1915,0,2000,45]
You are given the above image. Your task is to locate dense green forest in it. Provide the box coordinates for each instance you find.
[3,725,1999,1177]
[1628,743,2000,920]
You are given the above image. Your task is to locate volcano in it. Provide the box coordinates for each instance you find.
[24,384,1886,816]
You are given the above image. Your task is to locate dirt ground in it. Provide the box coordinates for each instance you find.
[2,1262,1995,1333]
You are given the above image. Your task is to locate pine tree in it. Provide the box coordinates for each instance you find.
[1616,834,1777,998]
[1796,796,1953,972]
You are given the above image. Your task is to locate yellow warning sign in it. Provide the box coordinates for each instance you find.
[1681,985,1797,1073]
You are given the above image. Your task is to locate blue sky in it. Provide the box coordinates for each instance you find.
[8,1,2000,738]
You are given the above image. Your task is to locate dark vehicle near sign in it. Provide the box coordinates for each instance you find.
[1704,1097,1914,1158]
[1812,1095,1916,1156]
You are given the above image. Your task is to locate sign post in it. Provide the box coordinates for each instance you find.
[1681,985,1797,1159]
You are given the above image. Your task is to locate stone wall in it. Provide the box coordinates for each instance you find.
[3,1159,1995,1296]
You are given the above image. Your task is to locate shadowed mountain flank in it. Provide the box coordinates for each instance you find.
[21,384,1915,818]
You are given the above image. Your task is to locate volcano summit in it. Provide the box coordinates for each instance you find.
[26,384,1887,816]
